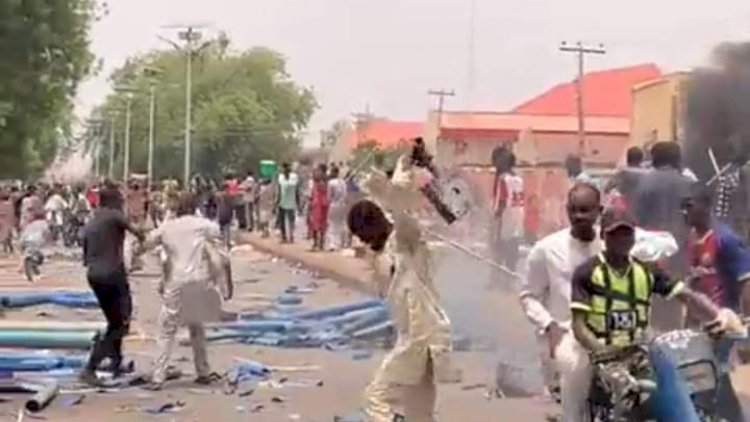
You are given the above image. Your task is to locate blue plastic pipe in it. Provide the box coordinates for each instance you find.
[341,308,390,334]
[0,330,96,349]
[322,306,388,327]
[0,292,98,309]
[283,299,385,321]
[351,321,394,340]
[25,380,59,412]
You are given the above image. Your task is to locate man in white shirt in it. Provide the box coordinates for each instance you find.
[240,171,256,232]
[139,192,232,390]
[520,182,603,422]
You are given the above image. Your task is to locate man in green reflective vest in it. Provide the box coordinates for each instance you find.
[568,207,745,421]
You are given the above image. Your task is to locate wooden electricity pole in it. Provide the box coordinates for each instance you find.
[428,89,455,127]
[559,41,606,154]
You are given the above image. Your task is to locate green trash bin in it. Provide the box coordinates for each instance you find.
[259,160,277,180]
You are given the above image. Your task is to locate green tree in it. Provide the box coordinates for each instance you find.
[93,37,317,181]
[0,0,101,178]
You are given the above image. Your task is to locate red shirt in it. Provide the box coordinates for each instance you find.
[688,229,724,306]
[225,180,240,196]
[86,189,99,208]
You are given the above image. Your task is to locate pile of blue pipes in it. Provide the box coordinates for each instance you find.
[0,291,98,309]
[204,299,393,349]
[0,291,100,350]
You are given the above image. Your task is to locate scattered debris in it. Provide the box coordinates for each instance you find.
[461,383,486,391]
[59,393,85,407]
[351,350,372,361]
[333,414,365,422]
[143,400,185,414]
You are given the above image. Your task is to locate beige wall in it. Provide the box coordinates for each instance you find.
[630,73,688,151]
[436,130,628,167]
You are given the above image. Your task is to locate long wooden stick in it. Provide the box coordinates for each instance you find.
[424,228,521,279]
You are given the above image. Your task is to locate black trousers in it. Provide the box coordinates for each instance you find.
[234,203,247,229]
[86,267,132,371]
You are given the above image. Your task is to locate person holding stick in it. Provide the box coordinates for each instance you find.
[348,155,460,422]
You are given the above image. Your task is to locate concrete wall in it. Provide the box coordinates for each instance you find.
[436,130,628,167]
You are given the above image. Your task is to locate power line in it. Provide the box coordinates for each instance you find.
[559,41,606,154]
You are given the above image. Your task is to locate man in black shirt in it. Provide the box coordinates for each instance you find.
[79,184,144,385]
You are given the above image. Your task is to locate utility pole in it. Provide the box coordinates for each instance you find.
[108,114,117,180]
[466,0,476,110]
[428,89,455,127]
[85,118,105,178]
[147,84,156,188]
[160,24,209,187]
[559,41,606,154]
[123,94,133,181]
[143,66,163,190]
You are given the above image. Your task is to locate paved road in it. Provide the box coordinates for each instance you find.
[0,246,555,422]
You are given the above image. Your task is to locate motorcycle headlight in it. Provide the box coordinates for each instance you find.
[679,361,716,393]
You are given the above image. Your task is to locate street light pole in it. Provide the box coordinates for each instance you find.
[123,94,133,181]
[160,26,206,187]
[184,46,193,187]
[148,83,157,189]
[108,115,117,180]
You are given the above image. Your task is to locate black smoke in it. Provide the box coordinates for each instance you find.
[684,42,750,181]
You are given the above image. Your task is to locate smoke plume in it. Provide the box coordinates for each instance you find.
[684,42,750,181]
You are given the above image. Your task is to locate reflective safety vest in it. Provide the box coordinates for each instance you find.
[585,254,653,347]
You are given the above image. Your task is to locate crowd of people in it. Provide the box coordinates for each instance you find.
[2,137,750,420]
[518,141,750,422]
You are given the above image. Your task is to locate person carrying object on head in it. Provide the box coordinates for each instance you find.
[138,192,232,390]
[350,156,461,422]
[79,185,144,386]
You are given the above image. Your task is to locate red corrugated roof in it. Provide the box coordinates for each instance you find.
[513,63,662,117]
[439,112,629,135]
[345,120,424,149]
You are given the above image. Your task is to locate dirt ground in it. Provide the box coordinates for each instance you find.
[2,241,748,421]
[0,247,556,422]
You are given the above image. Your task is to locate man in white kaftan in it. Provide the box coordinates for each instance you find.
[351,156,460,422]
[140,195,231,388]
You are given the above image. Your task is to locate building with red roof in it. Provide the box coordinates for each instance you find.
[328,119,424,162]
[344,119,424,150]
[513,63,662,117]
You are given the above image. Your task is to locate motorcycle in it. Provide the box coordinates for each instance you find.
[46,209,65,243]
[62,209,86,248]
[586,327,733,421]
